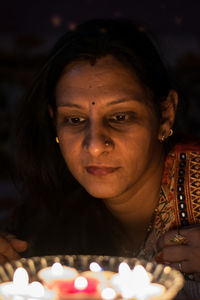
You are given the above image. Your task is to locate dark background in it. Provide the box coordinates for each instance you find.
[0,0,200,204]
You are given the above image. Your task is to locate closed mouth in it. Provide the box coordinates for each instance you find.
[85,166,119,176]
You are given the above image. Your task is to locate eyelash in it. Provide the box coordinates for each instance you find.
[63,116,86,126]
[61,112,135,127]
[108,112,133,123]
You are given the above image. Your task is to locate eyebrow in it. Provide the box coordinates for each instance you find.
[57,103,83,108]
[57,98,143,108]
[106,97,143,106]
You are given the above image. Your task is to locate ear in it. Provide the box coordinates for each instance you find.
[158,89,178,141]
[48,105,54,119]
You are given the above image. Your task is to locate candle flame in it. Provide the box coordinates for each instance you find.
[118,262,131,276]
[13,268,29,288]
[51,262,63,276]
[101,287,116,300]
[132,265,150,286]
[74,276,88,290]
[115,264,153,299]
[89,262,102,272]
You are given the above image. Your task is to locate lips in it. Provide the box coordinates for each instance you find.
[85,166,118,176]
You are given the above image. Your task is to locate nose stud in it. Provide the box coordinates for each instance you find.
[84,137,113,155]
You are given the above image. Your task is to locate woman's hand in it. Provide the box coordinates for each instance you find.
[156,225,200,273]
[0,233,28,264]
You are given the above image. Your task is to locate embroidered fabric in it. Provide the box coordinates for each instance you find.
[138,142,200,258]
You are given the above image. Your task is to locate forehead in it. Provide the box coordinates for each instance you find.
[55,55,151,105]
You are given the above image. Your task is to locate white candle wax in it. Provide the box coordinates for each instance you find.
[111,263,165,300]
[101,287,117,300]
[0,268,29,299]
[26,281,54,299]
[0,267,55,300]
[0,281,54,300]
[38,262,78,284]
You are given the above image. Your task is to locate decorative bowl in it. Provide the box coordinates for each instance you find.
[0,255,184,299]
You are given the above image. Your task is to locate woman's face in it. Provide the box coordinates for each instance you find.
[54,56,163,200]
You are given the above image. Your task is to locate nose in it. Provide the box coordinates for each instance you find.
[83,123,113,157]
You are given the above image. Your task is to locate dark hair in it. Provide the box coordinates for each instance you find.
[14,18,174,209]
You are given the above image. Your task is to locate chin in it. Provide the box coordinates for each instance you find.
[74,174,122,199]
[84,185,119,199]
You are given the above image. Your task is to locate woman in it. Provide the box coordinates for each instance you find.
[1,18,200,299]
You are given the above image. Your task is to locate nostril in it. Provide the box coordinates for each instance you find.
[83,136,113,156]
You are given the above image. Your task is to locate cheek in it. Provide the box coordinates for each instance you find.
[123,125,158,149]
[58,135,81,169]
[120,127,160,166]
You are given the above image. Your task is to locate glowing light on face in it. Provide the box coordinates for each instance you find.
[55,56,163,200]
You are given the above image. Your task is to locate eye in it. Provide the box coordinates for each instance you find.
[108,113,130,123]
[64,116,86,125]
[114,114,128,121]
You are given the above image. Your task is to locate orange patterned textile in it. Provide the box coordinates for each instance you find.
[141,140,200,260]
[154,141,200,240]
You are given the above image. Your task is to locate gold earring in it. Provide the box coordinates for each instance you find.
[169,129,173,137]
[55,137,59,144]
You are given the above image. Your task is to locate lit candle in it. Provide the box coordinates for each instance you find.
[38,262,78,285]
[74,276,88,290]
[90,262,102,272]
[111,263,165,300]
[84,263,116,299]
[0,268,54,300]
[0,268,29,298]
[81,262,115,284]
[52,275,100,299]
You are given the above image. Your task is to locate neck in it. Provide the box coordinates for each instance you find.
[103,149,165,248]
